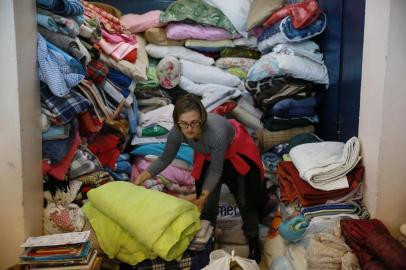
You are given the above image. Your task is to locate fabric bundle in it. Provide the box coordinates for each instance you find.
[82,181,201,265]
[306,228,360,270]
[189,220,214,251]
[341,219,406,270]
[289,137,362,191]
[277,161,364,207]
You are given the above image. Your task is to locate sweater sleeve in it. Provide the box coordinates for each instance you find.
[146,128,181,177]
[201,129,230,193]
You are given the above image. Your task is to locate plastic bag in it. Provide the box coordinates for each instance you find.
[203,250,260,270]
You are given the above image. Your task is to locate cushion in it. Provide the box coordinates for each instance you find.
[280,13,327,42]
[160,0,238,37]
[215,57,257,72]
[120,10,164,33]
[166,23,234,41]
[226,67,248,79]
[203,0,252,38]
[145,27,184,46]
[247,52,329,84]
[179,76,241,109]
[220,47,262,59]
[232,36,258,48]
[180,59,241,87]
[145,44,214,66]
[156,56,181,89]
[258,32,288,54]
[246,0,286,30]
[185,39,234,49]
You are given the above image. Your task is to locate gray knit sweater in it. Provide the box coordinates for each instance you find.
[147,113,235,192]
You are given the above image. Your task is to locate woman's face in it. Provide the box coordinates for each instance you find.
[178,110,202,140]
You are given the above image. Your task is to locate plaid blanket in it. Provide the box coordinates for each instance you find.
[120,239,213,270]
[40,83,91,123]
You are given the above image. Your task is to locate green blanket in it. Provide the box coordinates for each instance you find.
[82,182,201,265]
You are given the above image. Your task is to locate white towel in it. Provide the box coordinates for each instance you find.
[289,137,361,191]
[189,220,214,250]
[138,104,174,131]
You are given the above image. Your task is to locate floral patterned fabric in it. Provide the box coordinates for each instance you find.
[215,57,257,72]
[156,56,181,89]
[220,47,262,59]
[160,0,238,37]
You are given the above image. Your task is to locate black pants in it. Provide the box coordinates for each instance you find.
[195,154,265,240]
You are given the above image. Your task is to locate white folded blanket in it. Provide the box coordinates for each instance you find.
[190,220,214,250]
[179,76,241,109]
[289,137,361,191]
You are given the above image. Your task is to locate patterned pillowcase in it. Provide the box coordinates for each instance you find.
[220,47,262,59]
[160,0,238,36]
[215,57,257,72]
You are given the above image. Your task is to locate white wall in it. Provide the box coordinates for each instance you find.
[360,0,406,236]
[0,1,42,268]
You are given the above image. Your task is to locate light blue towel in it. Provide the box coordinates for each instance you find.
[131,143,194,166]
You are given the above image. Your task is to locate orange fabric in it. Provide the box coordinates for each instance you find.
[191,119,264,181]
[263,0,322,29]
[123,49,137,63]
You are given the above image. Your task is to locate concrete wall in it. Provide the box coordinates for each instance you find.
[360,0,406,236]
[0,1,43,268]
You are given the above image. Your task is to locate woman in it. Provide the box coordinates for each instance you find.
[135,94,265,262]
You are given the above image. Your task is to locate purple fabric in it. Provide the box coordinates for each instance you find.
[166,23,234,41]
[134,157,195,186]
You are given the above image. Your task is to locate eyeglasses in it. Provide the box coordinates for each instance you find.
[178,120,201,129]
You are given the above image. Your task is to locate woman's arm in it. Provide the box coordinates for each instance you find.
[134,128,182,185]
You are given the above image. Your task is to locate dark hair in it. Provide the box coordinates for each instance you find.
[173,94,207,129]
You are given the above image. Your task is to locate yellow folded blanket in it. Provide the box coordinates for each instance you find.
[82,181,201,265]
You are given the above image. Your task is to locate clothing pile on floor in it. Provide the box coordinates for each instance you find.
[35,0,406,269]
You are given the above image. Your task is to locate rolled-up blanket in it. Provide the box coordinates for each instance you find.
[82,181,200,265]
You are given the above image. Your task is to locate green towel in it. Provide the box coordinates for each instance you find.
[82,182,201,265]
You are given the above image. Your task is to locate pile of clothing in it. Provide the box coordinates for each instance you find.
[36,1,403,269]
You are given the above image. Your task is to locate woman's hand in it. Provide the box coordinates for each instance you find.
[193,189,210,212]
[133,171,152,186]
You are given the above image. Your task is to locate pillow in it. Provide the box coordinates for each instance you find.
[120,10,164,33]
[221,47,262,59]
[215,57,257,72]
[247,53,282,82]
[248,52,329,84]
[179,76,241,109]
[203,0,252,38]
[257,22,287,53]
[280,13,327,42]
[185,39,234,49]
[275,53,329,84]
[272,41,324,64]
[100,34,148,81]
[144,27,184,46]
[156,56,181,89]
[258,32,287,54]
[226,67,248,79]
[145,44,214,66]
[166,23,234,41]
[246,0,286,30]
[160,0,238,37]
[180,59,241,87]
[232,36,258,48]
